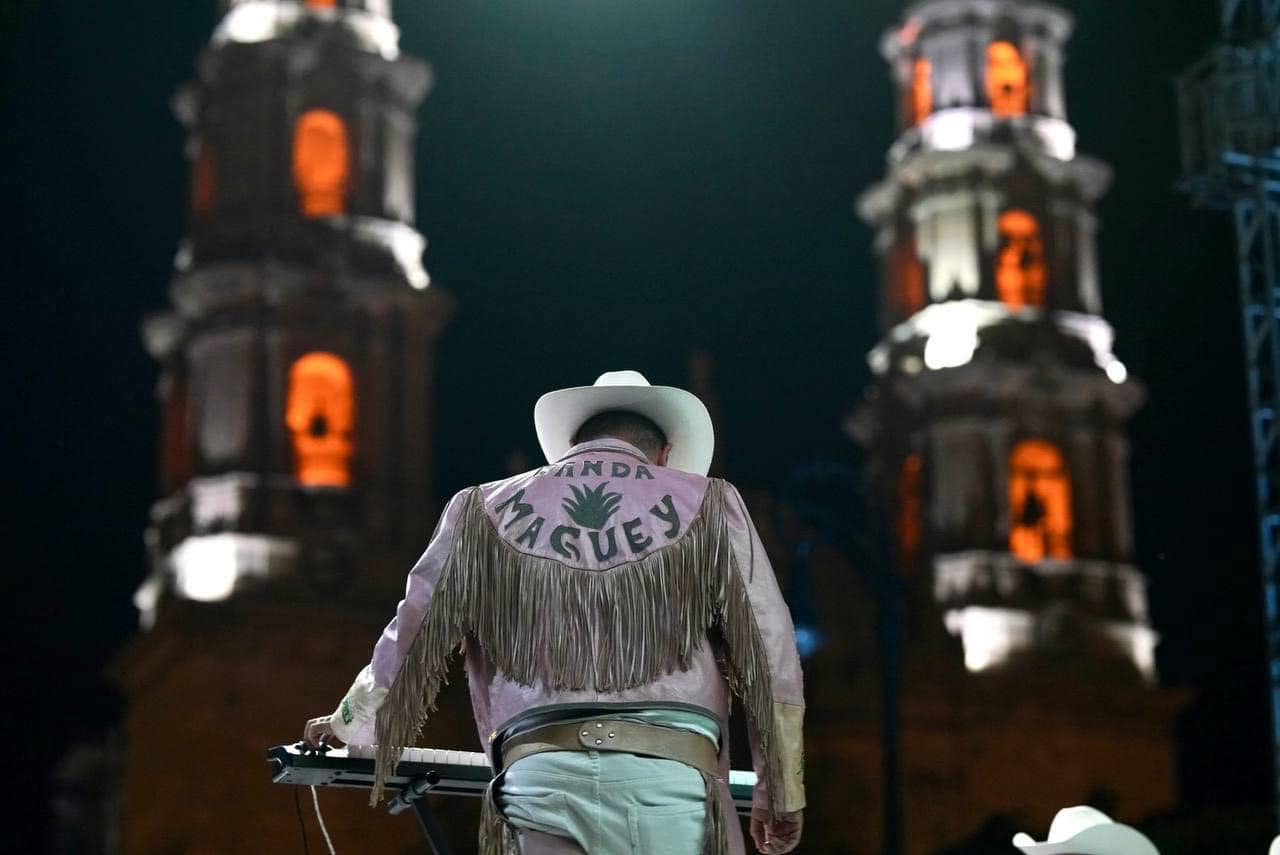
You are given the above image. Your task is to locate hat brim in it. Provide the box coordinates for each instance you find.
[1012,824,1159,855]
[534,383,714,476]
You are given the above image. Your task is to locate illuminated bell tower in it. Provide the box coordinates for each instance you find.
[855,0,1152,682]
[115,1,454,851]
[847,2,1181,850]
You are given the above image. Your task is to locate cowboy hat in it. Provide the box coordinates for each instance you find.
[534,370,715,476]
[1012,806,1159,855]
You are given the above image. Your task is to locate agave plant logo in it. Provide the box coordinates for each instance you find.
[562,482,623,530]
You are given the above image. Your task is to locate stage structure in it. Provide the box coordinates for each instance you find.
[1178,0,1280,825]
[847,1,1183,850]
[113,1,460,851]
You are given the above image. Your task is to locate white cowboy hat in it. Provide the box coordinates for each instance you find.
[1270,834,1279,855]
[1012,806,1159,855]
[534,370,715,476]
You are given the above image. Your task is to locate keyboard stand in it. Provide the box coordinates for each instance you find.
[386,771,452,855]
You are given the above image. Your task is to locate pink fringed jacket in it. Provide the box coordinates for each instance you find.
[329,439,806,854]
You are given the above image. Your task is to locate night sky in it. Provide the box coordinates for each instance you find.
[3,0,1269,849]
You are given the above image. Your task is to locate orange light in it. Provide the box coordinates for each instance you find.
[1008,440,1072,563]
[192,143,215,216]
[286,352,355,487]
[986,41,1029,117]
[292,109,350,218]
[305,0,338,8]
[897,452,923,559]
[890,233,926,317]
[996,210,1046,309]
[911,58,932,126]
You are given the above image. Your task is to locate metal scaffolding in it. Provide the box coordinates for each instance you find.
[1178,0,1280,825]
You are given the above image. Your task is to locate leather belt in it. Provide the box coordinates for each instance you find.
[498,718,721,780]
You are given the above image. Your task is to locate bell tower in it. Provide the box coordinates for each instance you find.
[855,0,1153,685]
[115,1,454,850]
[846,1,1183,849]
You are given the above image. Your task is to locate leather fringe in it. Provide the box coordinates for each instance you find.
[371,479,787,821]
[478,779,518,855]
[700,771,730,855]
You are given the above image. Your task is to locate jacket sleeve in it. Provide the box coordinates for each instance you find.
[329,488,473,744]
[722,481,806,818]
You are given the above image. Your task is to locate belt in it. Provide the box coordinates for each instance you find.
[498,718,721,780]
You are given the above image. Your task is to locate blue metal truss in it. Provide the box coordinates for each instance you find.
[1179,4,1280,825]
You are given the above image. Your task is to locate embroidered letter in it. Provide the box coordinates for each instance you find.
[551,525,581,560]
[635,465,654,480]
[649,495,681,539]
[515,516,545,548]
[554,463,574,477]
[589,527,619,561]
[582,460,603,477]
[494,489,534,530]
[611,461,631,478]
[622,517,653,554]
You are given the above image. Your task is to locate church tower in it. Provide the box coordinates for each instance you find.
[115,2,456,850]
[847,1,1183,850]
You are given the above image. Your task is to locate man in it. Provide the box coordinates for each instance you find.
[305,371,805,854]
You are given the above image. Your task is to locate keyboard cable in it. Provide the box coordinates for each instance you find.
[310,785,337,855]
[293,786,310,855]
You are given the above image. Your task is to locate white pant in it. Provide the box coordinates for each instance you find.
[502,750,707,855]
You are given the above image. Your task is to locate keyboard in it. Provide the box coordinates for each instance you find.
[268,743,758,814]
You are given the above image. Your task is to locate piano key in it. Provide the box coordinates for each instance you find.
[268,744,755,814]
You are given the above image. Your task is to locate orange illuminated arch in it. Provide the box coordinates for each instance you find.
[1008,440,1072,563]
[292,109,350,218]
[910,57,932,126]
[996,210,1046,309]
[897,452,923,559]
[986,41,1029,117]
[889,233,926,317]
[287,352,355,487]
[193,143,215,216]
[305,0,337,8]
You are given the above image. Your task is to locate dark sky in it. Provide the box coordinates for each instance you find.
[3,0,1269,849]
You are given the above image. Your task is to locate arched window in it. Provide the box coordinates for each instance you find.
[292,109,350,218]
[161,375,192,493]
[996,210,1046,309]
[192,142,215,217]
[910,57,932,126]
[888,232,926,318]
[986,41,1029,117]
[1008,440,1072,563]
[286,352,355,487]
[897,452,923,560]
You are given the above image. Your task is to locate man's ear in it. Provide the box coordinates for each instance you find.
[655,443,673,467]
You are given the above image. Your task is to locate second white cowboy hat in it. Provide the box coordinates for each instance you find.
[534,370,715,476]
[1012,806,1158,855]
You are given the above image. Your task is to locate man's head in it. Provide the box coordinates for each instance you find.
[572,409,673,466]
[534,370,714,475]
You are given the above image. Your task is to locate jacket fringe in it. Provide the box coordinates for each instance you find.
[700,771,730,855]
[479,779,519,855]
[371,479,787,822]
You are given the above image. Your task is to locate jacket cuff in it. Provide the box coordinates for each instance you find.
[330,665,388,744]
[751,702,807,816]
[775,702,806,812]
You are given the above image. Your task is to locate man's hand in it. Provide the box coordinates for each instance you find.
[750,810,802,855]
[303,715,337,749]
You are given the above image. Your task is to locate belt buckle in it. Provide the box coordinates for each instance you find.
[576,721,618,749]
